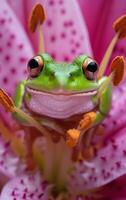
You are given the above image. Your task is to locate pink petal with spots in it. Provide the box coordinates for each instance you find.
[21,0,92,61]
[0,1,33,123]
[0,172,49,200]
[89,67,126,145]
[102,79,126,138]
[95,175,126,199]
[78,0,126,63]
[68,127,126,193]
[0,135,25,178]
[111,198,126,200]
[68,76,126,194]
[0,0,33,95]
[6,0,26,26]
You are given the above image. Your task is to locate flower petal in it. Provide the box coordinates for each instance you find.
[68,127,126,193]
[102,79,126,137]
[0,0,33,95]
[68,74,126,194]
[22,0,93,60]
[0,172,49,200]
[78,0,126,62]
[96,175,126,199]
[0,0,33,123]
[7,0,26,26]
[0,135,25,178]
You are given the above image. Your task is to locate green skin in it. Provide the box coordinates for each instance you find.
[13,53,111,127]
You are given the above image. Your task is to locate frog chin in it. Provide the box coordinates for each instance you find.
[25,87,97,119]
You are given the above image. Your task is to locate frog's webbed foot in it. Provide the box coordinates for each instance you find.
[78,112,96,130]
[66,112,96,148]
[66,129,81,148]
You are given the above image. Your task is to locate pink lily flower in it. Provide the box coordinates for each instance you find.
[0,0,126,199]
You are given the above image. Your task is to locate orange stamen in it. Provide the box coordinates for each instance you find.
[97,15,126,79]
[113,15,126,38]
[28,3,46,33]
[110,56,125,86]
[66,129,80,148]
[0,89,14,112]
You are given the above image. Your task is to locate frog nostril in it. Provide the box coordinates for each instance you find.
[69,73,73,77]
[69,74,75,82]
[49,73,55,81]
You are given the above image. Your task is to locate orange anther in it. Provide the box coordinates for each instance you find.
[113,15,126,38]
[79,112,96,130]
[110,56,125,86]
[66,129,80,148]
[0,89,14,112]
[29,3,46,33]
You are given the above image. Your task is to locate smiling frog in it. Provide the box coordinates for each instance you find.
[0,4,126,150]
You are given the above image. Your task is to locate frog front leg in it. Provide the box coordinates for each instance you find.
[66,86,112,148]
[14,80,27,108]
[13,80,28,124]
[89,85,111,126]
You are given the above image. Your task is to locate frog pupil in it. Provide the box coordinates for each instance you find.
[28,59,39,69]
[87,62,97,72]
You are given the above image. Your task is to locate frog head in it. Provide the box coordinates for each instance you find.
[26,53,100,93]
[25,53,103,119]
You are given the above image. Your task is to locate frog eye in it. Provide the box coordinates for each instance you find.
[82,58,98,80]
[27,56,43,77]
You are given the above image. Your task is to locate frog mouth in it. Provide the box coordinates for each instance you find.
[26,86,97,96]
[25,87,97,119]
